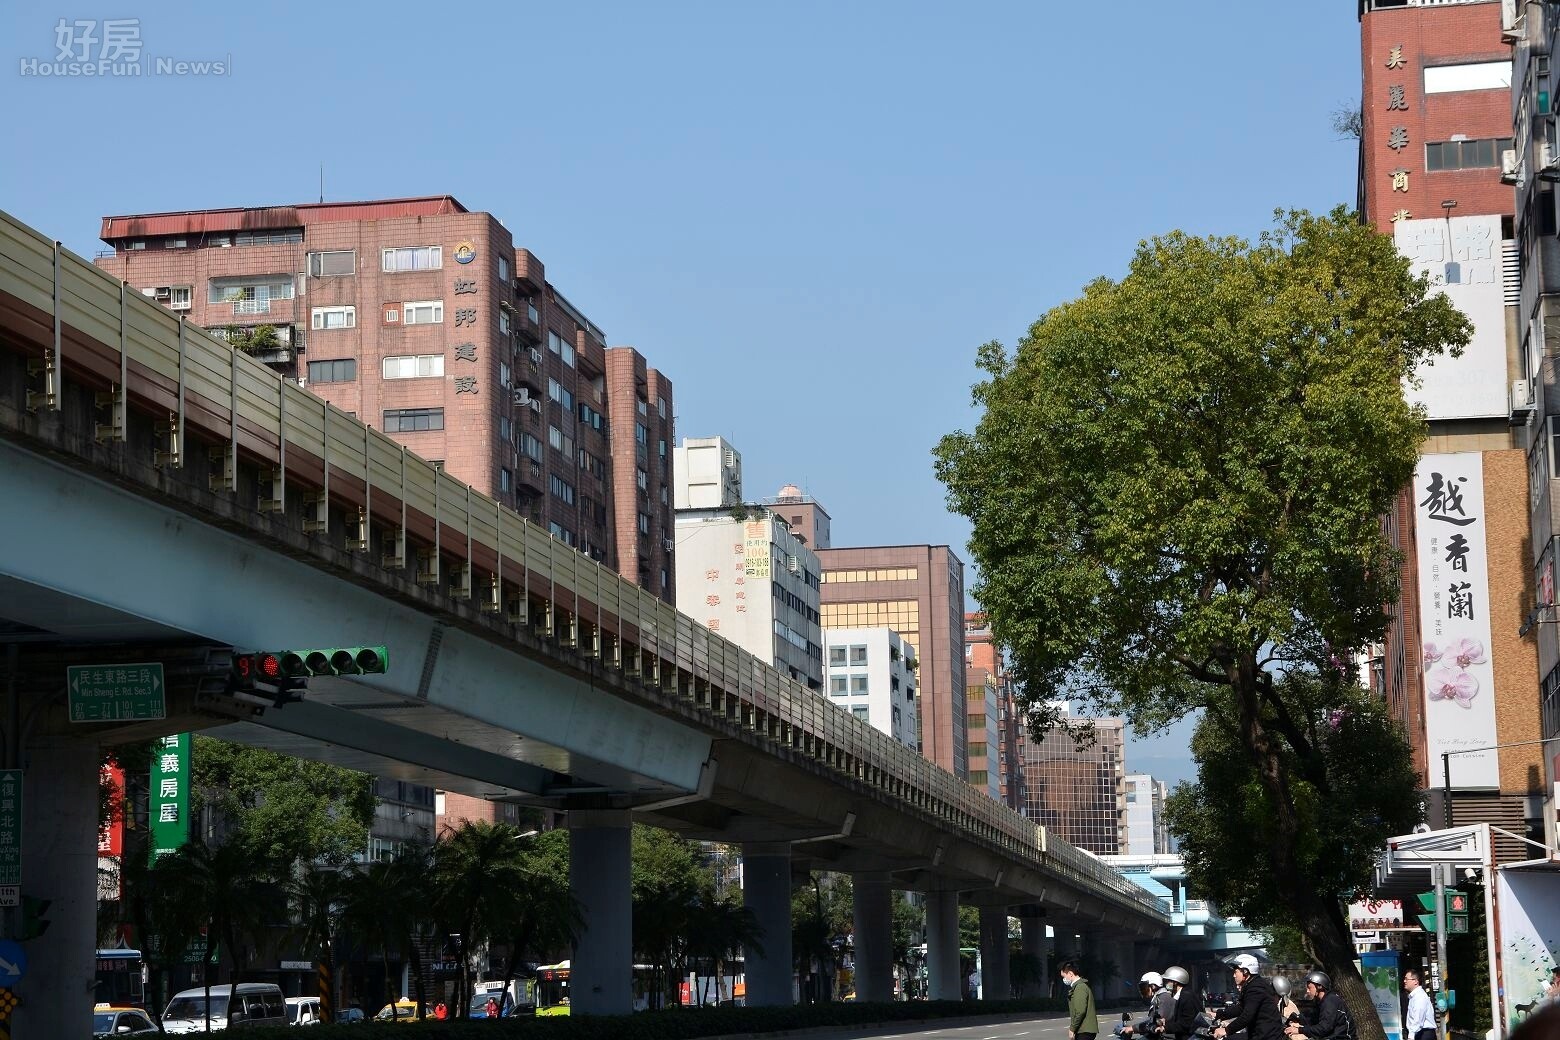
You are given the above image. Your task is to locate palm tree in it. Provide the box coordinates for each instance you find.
[492,832,581,1015]
[431,822,530,1017]
[687,894,763,1006]
[148,840,282,1031]
[285,864,346,1018]
[340,857,405,1019]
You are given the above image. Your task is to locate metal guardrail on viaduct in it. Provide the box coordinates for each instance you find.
[0,207,1166,924]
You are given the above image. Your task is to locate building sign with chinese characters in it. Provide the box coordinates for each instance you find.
[149,733,190,862]
[1394,216,1509,421]
[1349,898,1408,931]
[0,770,20,906]
[1414,453,1500,789]
[743,521,771,579]
[67,662,165,722]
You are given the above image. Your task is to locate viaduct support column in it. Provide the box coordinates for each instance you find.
[978,904,1012,1001]
[1019,914,1049,997]
[14,736,99,1039]
[567,810,633,1015]
[741,842,793,1006]
[925,889,962,1001]
[851,872,893,1003]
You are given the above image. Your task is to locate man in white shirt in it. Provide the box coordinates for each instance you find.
[1403,969,1436,1040]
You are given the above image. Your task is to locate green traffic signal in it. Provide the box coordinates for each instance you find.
[268,646,389,677]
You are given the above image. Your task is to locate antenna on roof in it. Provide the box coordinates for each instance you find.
[319,162,324,204]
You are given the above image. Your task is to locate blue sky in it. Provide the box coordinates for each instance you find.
[0,2,1364,786]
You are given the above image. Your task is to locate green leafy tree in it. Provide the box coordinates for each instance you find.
[891,894,924,998]
[286,863,347,1017]
[631,825,711,1008]
[491,829,582,1015]
[935,208,1468,1040]
[191,737,375,866]
[1165,682,1420,949]
[432,822,530,1017]
[686,894,764,1006]
[340,857,407,1018]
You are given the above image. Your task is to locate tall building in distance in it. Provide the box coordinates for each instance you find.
[1123,773,1170,857]
[673,453,824,689]
[823,628,920,749]
[1355,0,1546,860]
[94,194,676,606]
[965,613,1025,811]
[1016,704,1127,855]
[817,545,968,779]
[964,666,1002,802]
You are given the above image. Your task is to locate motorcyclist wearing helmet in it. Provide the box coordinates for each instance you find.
[1118,972,1175,1039]
[1285,972,1348,1040]
[1272,977,1300,1026]
[1214,955,1284,1040]
[1161,966,1201,1040]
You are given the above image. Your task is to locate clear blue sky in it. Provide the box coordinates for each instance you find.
[0,2,1363,787]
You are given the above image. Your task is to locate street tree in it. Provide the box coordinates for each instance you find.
[432,822,530,1017]
[935,208,1469,1040]
[491,829,582,1015]
[285,863,347,1018]
[191,737,375,866]
[631,824,711,1008]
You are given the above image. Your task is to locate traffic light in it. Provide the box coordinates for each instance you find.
[276,647,389,677]
[19,896,51,940]
[1415,890,1470,934]
[1415,891,1438,932]
[229,651,307,709]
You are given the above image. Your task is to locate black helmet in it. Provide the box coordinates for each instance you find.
[1306,971,1331,992]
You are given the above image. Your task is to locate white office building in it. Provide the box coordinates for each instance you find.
[1124,773,1170,856]
[674,436,743,510]
[824,627,919,750]
[674,509,823,689]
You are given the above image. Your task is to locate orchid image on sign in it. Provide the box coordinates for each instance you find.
[1427,664,1478,708]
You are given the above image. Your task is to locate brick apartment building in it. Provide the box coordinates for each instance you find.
[94,195,676,603]
[965,613,1025,812]
[1356,0,1545,858]
[95,195,678,836]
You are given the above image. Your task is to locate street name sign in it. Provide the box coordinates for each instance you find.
[0,771,19,907]
[67,663,165,722]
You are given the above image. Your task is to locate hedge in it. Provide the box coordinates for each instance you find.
[253,996,1133,1039]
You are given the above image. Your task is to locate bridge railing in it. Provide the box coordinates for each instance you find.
[0,209,1166,922]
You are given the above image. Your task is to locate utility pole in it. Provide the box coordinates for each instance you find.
[1433,863,1449,1040]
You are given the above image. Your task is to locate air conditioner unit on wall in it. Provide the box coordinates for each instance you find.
[1502,149,1521,184]
[1512,378,1536,417]
[662,538,675,552]
[514,387,531,405]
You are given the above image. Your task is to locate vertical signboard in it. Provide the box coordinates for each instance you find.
[1495,868,1560,1033]
[97,762,125,900]
[149,734,190,862]
[1414,454,1501,789]
[1360,951,1403,1040]
[0,771,20,907]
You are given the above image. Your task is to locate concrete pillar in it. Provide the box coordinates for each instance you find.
[741,842,793,1007]
[979,905,1011,1001]
[925,890,962,1001]
[1019,915,1049,997]
[14,736,99,1039]
[567,810,633,1015]
[851,872,893,1003]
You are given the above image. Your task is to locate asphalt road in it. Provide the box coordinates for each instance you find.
[789,1010,1075,1040]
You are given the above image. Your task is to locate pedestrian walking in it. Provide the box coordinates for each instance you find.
[1403,969,1434,1040]
[433,1000,448,1020]
[1062,960,1099,1040]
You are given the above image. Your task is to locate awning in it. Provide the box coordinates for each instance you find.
[1373,823,1491,900]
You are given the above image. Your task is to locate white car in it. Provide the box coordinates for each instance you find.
[162,984,287,1033]
[286,996,323,1026]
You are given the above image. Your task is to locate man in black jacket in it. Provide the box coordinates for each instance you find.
[1286,972,1350,1040]
[1214,955,1284,1040]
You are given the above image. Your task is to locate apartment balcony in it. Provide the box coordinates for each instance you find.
[514,249,544,295]
[515,459,545,497]
[210,322,296,371]
[516,303,542,344]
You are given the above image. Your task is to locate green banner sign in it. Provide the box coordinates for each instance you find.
[67,662,165,722]
[149,734,190,863]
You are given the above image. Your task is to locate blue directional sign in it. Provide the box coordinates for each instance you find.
[0,939,26,983]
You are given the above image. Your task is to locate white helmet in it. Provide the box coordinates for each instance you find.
[1140,971,1164,989]
[1233,954,1260,975]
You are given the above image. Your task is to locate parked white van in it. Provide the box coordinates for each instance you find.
[162,983,287,1032]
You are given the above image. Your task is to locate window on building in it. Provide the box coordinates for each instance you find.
[549,475,576,505]
[969,742,987,758]
[548,425,575,457]
[499,417,512,442]
[547,330,576,367]
[548,378,574,410]
[123,240,146,251]
[383,408,444,432]
[850,645,867,666]
[548,521,576,546]
[307,359,357,383]
[498,309,512,335]
[830,676,848,696]
[383,354,444,379]
[235,228,303,246]
[311,305,357,330]
[498,256,511,282]
[657,396,667,418]
[209,276,294,310]
[401,300,443,325]
[635,423,648,446]
[829,646,846,666]
[636,468,649,492]
[638,512,651,535]
[308,250,356,277]
[967,713,986,730]
[851,676,869,695]
[521,432,543,461]
[382,246,442,272]
[851,706,870,721]
[167,237,187,249]
[968,770,988,786]
[1425,137,1513,171]
[500,468,513,493]
[637,398,648,417]
[579,402,604,430]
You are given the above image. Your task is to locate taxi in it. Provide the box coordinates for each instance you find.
[374,997,424,1023]
[93,1003,159,1037]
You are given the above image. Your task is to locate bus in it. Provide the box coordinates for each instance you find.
[94,948,145,1008]
[535,961,571,1016]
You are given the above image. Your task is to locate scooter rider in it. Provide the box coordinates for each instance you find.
[1286,972,1348,1040]
[1272,977,1300,1025]
[1161,966,1202,1040]
[1118,972,1175,1039]
[1214,955,1284,1040]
